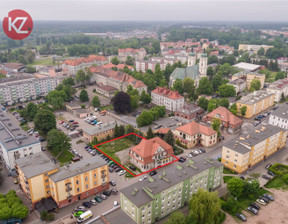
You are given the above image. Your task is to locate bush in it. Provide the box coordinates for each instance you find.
[173,146,183,155]
[269,163,288,177]
[41,211,55,221]
[175,139,187,149]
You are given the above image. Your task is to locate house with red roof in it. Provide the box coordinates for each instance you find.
[101,63,134,71]
[204,106,243,133]
[174,121,217,148]
[151,87,184,111]
[129,137,174,172]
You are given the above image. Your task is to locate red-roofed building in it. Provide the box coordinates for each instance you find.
[129,137,174,172]
[204,106,243,133]
[62,55,107,75]
[101,63,134,71]
[118,48,146,61]
[174,121,217,148]
[151,87,184,111]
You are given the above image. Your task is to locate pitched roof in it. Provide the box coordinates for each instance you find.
[156,127,170,134]
[64,55,107,66]
[130,137,173,164]
[118,48,145,53]
[176,121,216,136]
[152,87,183,100]
[101,63,134,70]
[206,106,243,126]
[170,65,200,81]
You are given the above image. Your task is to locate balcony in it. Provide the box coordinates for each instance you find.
[66,187,72,192]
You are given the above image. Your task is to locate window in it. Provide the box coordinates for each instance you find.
[85,177,88,181]
[77,188,80,192]
[86,184,88,189]
[94,174,97,178]
[94,181,97,185]
[76,180,79,184]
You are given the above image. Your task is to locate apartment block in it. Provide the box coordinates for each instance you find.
[269,105,288,129]
[120,157,223,224]
[221,124,287,173]
[236,90,275,118]
[238,44,273,53]
[83,121,116,142]
[232,72,265,90]
[267,78,288,102]
[118,48,147,61]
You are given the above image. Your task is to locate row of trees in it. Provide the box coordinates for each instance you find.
[197,97,230,112]
[136,106,166,127]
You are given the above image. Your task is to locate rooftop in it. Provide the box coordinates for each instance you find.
[206,106,243,126]
[237,90,274,105]
[63,55,107,66]
[176,121,216,136]
[233,71,265,78]
[73,108,89,114]
[16,153,56,178]
[96,84,118,92]
[84,121,117,136]
[268,77,288,90]
[170,65,200,81]
[3,62,26,70]
[152,87,183,100]
[270,104,288,119]
[175,103,204,116]
[120,156,223,207]
[233,62,262,71]
[49,157,106,182]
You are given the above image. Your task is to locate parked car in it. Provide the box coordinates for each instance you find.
[69,120,74,122]
[94,196,102,203]
[100,194,107,200]
[139,176,147,181]
[74,206,86,212]
[267,171,276,177]
[265,164,272,169]
[51,158,57,164]
[129,166,136,171]
[90,199,97,205]
[109,180,116,186]
[178,157,186,163]
[199,148,206,153]
[82,202,92,208]
[103,190,111,196]
[73,211,84,217]
[258,196,269,203]
[114,168,122,172]
[41,146,46,151]
[263,193,274,201]
[256,198,267,206]
[236,213,247,222]
[73,122,79,124]
[111,189,118,195]
[186,153,193,158]
[254,121,261,126]
[149,170,157,176]
[118,170,126,176]
[262,175,272,180]
[247,206,258,215]
[109,167,114,172]
[250,202,260,210]
[240,176,245,180]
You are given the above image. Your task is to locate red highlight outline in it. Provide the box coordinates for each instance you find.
[93,132,179,177]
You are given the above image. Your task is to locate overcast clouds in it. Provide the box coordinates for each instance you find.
[0,0,287,22]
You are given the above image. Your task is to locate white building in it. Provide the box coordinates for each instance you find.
[0,106,41,170]
[0,76,61,105]
[269,105,288,129]
[267,78,288,102]
[151,87,184,111]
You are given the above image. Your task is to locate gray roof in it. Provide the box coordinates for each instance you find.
[120,156,223,207]
[84,121,116,136]
[233,71,265,78]
[49,157,106,182]
[16,153,56,178]
[267,78,288,90]
[224,141,250,155]
[170,65,200,82]
[233,62,262,72]
[237,90,274,105]
[65,101,89,108]
[175,103,204,116]
[73,108,89,114]
[105,208,136,224]
[270,104,288,120]
[229,78,246,86]
[0,107,39,151]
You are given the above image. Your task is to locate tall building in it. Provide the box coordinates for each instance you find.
[120,157,223,224]
[267,78,288,102]
[151,87,184,112]
[221,124,287,173]
[118,48,147,61]
[268,105,288,129]
[0,106,41,170]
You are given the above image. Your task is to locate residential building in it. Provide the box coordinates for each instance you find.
[232,62,263,72]
[95,84,118,98]
[100,63,134,71]
[129,137,174,172]
[65,102,90,117]
[267,78,288,102]
[36,66,66,78]
[118,48,147,61]
[62,55,107,75]
[0,106,41,170]
[151,87,184,112]
[232,72,265,90]
[229,78,246,94]
[174,121,217,148]
[16,153,58,208]
[204,106,243,133]
[169,53,207,87]
[238,44,273,53]
[90,66,147,94]
[221,124,287,173]
[135,60,166,73]
[174,103,204,120]
[236,90,275,118]
[154,128,170,139]
[2,62,26,74]
[268,105,288,129]
[83,121,116,142]
[0,75,61,105]
[120,157,223,224]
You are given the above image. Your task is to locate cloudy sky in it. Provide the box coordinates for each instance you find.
[0,0,287,22]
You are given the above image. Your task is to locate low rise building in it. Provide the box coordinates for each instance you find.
[232,72,265,90]
[233,62,263,72]
[2,62,26,74]
[174,103,204,120]
[95,84,118,98]
[267,78,288,102]
[83,121,116,142]
[238,44,273,54]
[0,106,41,170]
[129,137,174,172]
[229,78,246,94]
[268,105,288,129]
[221,124,287,173]
[65,102,89,116]
[205,106,243,133]
[120,157,223,224]
[118,48,146,61]
[174,121,217,148]
[151,87,184,112]
[236,90,275,118]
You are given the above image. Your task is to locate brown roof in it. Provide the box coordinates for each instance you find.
[101,63,134,70]
[118,48,144,53]
[152,87,183,100]
[176,121,216,136]
[96,84,118,92]
[4,62,25,70]
[64,55,107,66]
[156,128,170,134]
[130,137,173,164]
[206,106,243,126]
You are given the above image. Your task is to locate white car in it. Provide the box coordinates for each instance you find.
[139,176,147,181]
[256,198,267,206]
[118,170,126,176]
[186,153,193,158]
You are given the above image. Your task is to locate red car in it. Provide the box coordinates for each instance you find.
[72,122,78,124]
[59,121,64,124]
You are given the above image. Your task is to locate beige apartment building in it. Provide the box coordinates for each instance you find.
[232,72,265,90]
[221,125,287,173]
[238,44,273,53]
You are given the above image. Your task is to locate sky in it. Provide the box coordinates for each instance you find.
[0,0,287,22]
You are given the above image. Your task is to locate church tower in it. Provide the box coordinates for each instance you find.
[199,53,208,76]
[187,52,196,67]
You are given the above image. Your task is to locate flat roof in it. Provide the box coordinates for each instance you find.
[49,157,106,182]
[267,78,288,90]
[16,153,56,178]
[84,121,116,136]
[120,156,223,207]
[270,104,288,119]
[73,108,89,114]
[104,208,136,224]
[233,62,261,71]
[237,90,274,105]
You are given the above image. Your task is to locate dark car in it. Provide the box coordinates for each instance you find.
[94,196,102,203]
[41,146,46,151]
[51,158,57,164]
[109,167,114,172]
[262,175,272,180]
[109,180,116,186]
[111,189,118,195]
[254,117,261,121]
[240,176,245,180]
[69,120,74,122]
[247,206,258,215]
[263,193,274,201]
[70,127,76,131]
[178,157,186,163]
[236,213,246,222]
[267,171,276,177]
[250,202,260,210]
[129,166,136,171]
[259,196,269,203]
[103,190,111,196]
[199,148,206,153]
[265,164,272,169]
[115,168,122,172]
[149,170,157,176]
[74,206,86,212]
[82,201,92,208]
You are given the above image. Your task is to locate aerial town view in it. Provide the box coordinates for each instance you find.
[1,0,288,224]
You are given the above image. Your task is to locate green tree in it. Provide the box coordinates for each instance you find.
[164,130,175,147]
[164,211,186,224]
[218,84,236,97]
[20,102,38,121]
[114,124,120,138]
[172,79,183,94]
[47,129,71,155]
[12,204,29,219]
[146,126,154,139]
[140,90,151,104]
[136,111,154,127]
[111,56,120,65]
[212,118,221,137]
[250,79,261,92]
[196,77,213,95]
[119,125,125,136]
[212,74,226,91]
[111,91,131,114]
[92,96,101,107]
[275,71,285,81]
[183,77,196,99]
[34,109,56,135]
[257,47,265,56]
[197,97,209,111]
[62,77,75,86]
[240,106,247,116]
[25,50,35,63]
[227,177,244,198]
[243,179,260,194]
[126,56,135,65]
[25,65,36,73]
[221,196,239,214]
[207,66,215,80]
[79,89,89,102]
[218,98,229,108]
[189,188,221,224]
[229,103,237,115]
[75,70,86,85]
[46,90,68,110]
[207,99,219,112]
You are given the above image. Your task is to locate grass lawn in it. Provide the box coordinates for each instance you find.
[223,167,237,175]
[265,176,288,190]
[28,58,60,66]
[20,123,30,131]
[265,71,277,83]
[100,105,113,111]
[223,176,233,183]
[50,149,74,165]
